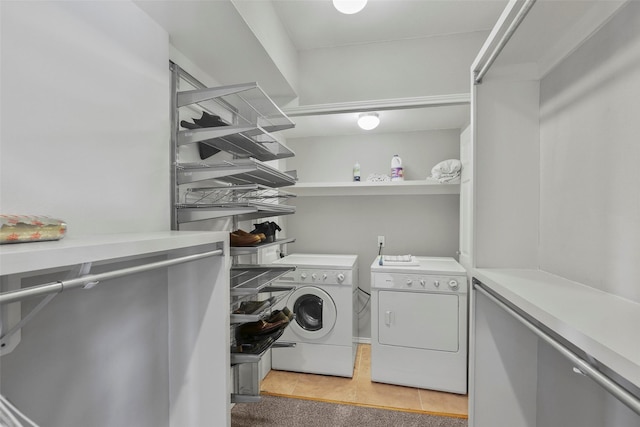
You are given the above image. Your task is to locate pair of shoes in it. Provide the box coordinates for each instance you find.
[251,221,282,243]
[194,111,227,127]
[233,297,276,315]
[268,307,293,322]
[236,229,267,243]
[233,329,286,355]
[230,230,261,247]
[236,229,266,242]
[236,316,290,339]
[180,112,228,160]
[236,306,294,342]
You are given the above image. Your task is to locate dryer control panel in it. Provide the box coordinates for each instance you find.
[372,273,467,293]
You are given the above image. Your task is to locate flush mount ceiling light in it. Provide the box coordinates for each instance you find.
[333,0,368,15]
[357,112,380,130]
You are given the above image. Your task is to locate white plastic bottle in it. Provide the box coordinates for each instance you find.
[391,155,404,181]
[353,161,361,182]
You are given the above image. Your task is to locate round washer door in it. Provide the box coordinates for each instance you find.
[287,286,337,340]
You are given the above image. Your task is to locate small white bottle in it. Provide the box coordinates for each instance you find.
[353,161,361,182]
[391,155,404,181]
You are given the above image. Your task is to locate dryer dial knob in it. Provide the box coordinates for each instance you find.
[448,279,459,290]
[420,279,426,287]
[300,273,307,280]
[311,273,318,280]
[406,279,413,286]
[322,274,328,280]
[337,273,345,283]
[434,280,440,288]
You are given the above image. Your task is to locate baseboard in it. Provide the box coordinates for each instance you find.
[356,337,371,344]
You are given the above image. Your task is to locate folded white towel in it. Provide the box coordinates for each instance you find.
[431,159,462,178]
[428,159,461,183]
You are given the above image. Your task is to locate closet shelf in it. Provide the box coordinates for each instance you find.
[184,184,296,204]
[231,328,294,364]
[230,288,293,324]
[289,180,460,197]
[0,231,226,277]
[177,82,294,133]
[178,125,294,161]
[473,268,640,392]
[177,82,295,162]
[230,265,296,296]
[230,237,296,256]
[176,202,295,224]
[176,158,297,187]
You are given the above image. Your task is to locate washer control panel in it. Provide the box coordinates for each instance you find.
[276,269,353,286]
[372,273,467,293]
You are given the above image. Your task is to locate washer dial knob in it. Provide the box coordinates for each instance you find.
[420,279,426,287]
[337,273,345,283]
[311,273,318,280]
[300,273,307,280]
[322,274,328,281]
[448,279,459,290]
[406,279,413,286]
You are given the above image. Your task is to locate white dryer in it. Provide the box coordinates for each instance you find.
[370,256,468,394]
[271,253,359,378]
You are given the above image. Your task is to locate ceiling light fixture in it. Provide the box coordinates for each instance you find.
[357,112,380,130]
[332,0,368,15]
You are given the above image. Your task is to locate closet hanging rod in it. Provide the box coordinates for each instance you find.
[474,282,640,416]
[0,249,223,306]
[473,0,537,84]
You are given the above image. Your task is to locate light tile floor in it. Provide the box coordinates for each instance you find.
[260,344,468,418]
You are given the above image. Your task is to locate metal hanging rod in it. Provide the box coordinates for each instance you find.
[473,0,537,84]
[0,249,223,306]
[474,282,640,416]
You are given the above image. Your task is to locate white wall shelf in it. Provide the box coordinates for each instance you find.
[0,231,226,277]
[473,268,640,395]
[288,180,460,197]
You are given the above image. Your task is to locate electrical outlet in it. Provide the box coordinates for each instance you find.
[377,235,385,247]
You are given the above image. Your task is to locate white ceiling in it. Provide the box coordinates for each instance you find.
[272,0,508,51]
[270,0,507,138]
[283,104,472,138]
[137,0,509,139]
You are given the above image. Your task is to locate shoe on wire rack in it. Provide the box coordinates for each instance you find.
[230,231,261,247]
[235,228,266,242]
[233,297,276,315]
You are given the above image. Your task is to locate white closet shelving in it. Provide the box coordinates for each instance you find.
[170,62,298,404]
[289,180,459,197]
[0,231,229,426]
[468,1,640,426]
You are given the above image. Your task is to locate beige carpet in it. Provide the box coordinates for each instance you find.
[231,395,468,427]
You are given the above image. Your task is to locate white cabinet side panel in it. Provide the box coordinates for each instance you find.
[470,290,538,427]
[168,245,230,427]
[474,80,540,268]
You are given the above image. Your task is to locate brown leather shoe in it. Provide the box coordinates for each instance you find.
[235,229,266,242]
[237,317,289,338]
[282,306,294,321]
[230,231,261,247]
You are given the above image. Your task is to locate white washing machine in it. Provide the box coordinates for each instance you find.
[370,256,468,394]
[270,253,359,378]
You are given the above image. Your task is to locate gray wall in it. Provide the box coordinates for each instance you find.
[284,129,461,339]
[538,1,640,304]
[297,31,487,105]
